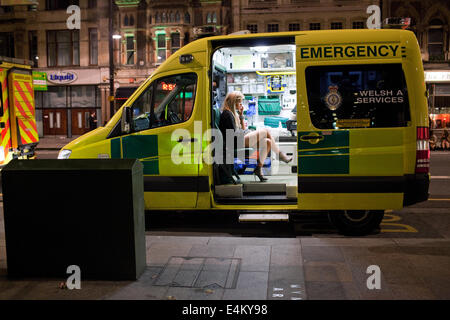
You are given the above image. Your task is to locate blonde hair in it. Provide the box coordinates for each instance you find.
[222,91,244,128]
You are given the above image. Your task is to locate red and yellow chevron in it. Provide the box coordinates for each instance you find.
[11,73,39,146]
[0,69,11,165]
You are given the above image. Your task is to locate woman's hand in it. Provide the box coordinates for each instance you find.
[237,103,244,116]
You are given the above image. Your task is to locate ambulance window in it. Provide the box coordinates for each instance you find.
[306,64,411,129]
[131,82,153,132]
[151,73,197,128]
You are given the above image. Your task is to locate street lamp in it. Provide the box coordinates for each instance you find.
[109,0,115,120]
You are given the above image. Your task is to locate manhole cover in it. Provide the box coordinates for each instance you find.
[153,256,241,289]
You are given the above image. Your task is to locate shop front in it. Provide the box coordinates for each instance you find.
[425,71,450,149]
[35,68,104,138]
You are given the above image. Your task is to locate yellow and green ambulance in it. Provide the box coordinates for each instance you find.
[59,29,430,235]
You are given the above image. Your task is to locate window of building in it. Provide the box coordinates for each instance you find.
[247,24,258,33]
[207,13,212,24]
[310,23,321,30]
[155,13,160,23]
[129,15,135,26]
[157,33,166,63]
[428,19,445,61]
[88,0,97,8]
[162,12,167,23]
[0,6,13,13]
[89,28,98,65]
[124,15,129,26]
[46,0,79,10]
[289,23,300,31]
[267,24,279,33]
[306,64,411,129]
[125,35,136,65]
[185,12,191,24]
[331,22,343,29]
[0,32,14,58]
[212,12,217,24]
[29,31,38,67]
[131,73,197,132]
[171,33,180,54]
[175,11,180,22]
[352,21,365,29]
[47,30,80,67]
[170,12,175,23]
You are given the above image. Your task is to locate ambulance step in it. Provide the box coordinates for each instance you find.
[243,183,286,195]
[239,213,290,222]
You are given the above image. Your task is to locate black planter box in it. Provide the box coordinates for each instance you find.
[1,159,146,280]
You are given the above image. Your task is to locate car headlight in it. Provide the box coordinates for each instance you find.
[58,149,72,159]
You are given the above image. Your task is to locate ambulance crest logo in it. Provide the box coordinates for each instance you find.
[324,86,342,111]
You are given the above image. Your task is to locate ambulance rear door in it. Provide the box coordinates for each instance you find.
[296,31,411,210]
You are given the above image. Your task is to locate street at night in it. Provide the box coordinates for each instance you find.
[1,0,450,314]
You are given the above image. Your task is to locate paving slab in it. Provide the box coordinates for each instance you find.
[146,242,194,267]
[389,283,437,300]
[145,236,210,246]
[207,236,299,246]
[105,267,168,300]
[300,238,396,247]
[233,245,270,272]
[301,246,345,263]
[188,244,236,258]
[222,271,268,300]
[304,261,353,283]
[270,244,302,267]
[305,281,361,300]
[268,266,306,300]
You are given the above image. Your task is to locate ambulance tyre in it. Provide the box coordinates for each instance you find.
[328,210,384,236]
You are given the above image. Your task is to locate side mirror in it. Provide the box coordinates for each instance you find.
[121,107,132,134]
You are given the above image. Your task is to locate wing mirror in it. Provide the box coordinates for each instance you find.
[121,106,132,134]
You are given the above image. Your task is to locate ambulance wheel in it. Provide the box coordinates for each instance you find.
[328,210,384,236]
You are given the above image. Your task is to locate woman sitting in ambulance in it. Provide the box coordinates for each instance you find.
[219,91,292,182]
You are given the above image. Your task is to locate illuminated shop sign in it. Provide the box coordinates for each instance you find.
[161,82,176,90]
[425,72,450,82]
[47,71,77,84]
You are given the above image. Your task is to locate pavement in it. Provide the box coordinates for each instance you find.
[0,135,448,302]
[35,135,80,151]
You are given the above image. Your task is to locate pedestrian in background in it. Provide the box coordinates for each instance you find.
[442,129,450,150]
[89,111,97,131]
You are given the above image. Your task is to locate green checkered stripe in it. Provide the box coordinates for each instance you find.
[298,131,349,174]
[111,135,159,175]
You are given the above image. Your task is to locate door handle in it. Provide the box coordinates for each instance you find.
[300,134,324,144]
[300,135,324,141]
[177,137,198,143]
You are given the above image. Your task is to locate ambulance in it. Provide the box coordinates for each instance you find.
[0,57,39,167]
[59,29,430,235]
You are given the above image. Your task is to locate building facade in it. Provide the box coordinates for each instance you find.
[113,0,232,111]
[2,0,449,136]
[231,0,381,33]
[384,0,450,130]
[0,0,231,138]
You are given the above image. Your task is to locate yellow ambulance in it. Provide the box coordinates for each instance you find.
[0,57,39,167]
[59,29,430,235]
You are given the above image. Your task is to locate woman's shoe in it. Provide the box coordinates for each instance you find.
[253,166,268,182]
[279,152,293,164]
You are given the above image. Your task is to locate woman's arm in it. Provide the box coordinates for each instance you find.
[220,109,236,131]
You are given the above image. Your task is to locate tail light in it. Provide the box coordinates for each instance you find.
[415,126,430,174]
